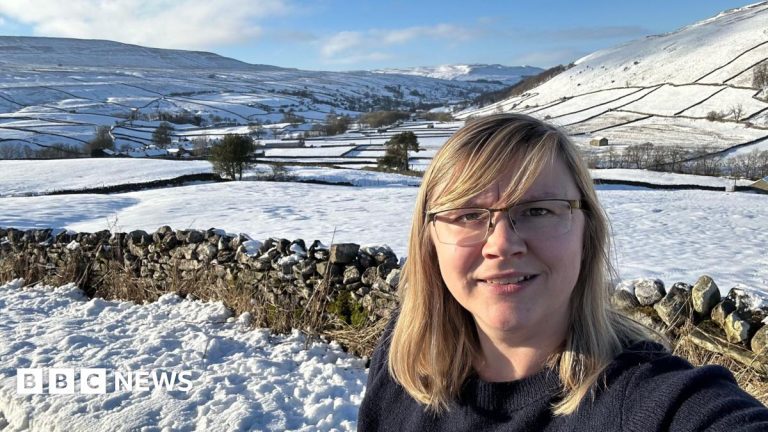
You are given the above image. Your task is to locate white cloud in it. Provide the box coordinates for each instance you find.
[320,31,364,57]
[0,0,293,49]
[320,23,474,60]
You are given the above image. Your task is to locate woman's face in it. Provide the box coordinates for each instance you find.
[431,155,585,346]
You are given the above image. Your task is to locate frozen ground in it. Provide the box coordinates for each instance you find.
[0,280,366,431]
[0,159,213,197]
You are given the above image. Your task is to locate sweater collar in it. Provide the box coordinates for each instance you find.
[459,367,562,411]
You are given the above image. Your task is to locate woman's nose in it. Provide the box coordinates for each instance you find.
[482,212,527,258]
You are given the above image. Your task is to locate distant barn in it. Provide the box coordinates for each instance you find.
[590,137,608,147]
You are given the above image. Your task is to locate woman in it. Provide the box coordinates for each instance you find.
[358,114,768,431]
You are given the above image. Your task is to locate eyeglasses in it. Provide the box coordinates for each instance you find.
[427,199,582,246]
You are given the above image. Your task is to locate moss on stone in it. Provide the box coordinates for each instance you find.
[328,290,368,327]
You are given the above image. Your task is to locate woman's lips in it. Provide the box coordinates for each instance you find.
[478,274,538,294]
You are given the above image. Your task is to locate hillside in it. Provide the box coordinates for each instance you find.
[0,36,282,70]
[0,37,506,156]
[373,64,543,85]
[461,2,768,153]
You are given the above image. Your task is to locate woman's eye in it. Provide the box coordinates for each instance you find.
[456,212,485,222]
[523,207,551,217]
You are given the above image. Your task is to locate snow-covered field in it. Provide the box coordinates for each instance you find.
[1,159,767,430]
[0,280,366,431]
[0,159,213,196]
[0,176,766,293]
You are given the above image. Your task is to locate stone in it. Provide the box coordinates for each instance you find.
[376,263,396,280]
[724,311,751,344]
[316,261,328,276]
[55,230,73,243]
[611,289,640,310]
[308,240,329,258]
[692,276,720,318]
[196,243,218,263]
[176,230,205,244]
[653,285,691,327]
[750,325,768,355]
[330,243,359,265]
[128,230,151,246]
[343,265,361,284]
[385,268,401,290]
[33,228,52,243]
[275,238,291,256]
[110,232,126,246]
[160,234,179,251]
[298,259,316,278]
[216,251,234,263]
[712,298,737,328]
[153,226,173,243]
[313,248,330,261]
[290,239,307,256]
[357,251,374,268]
[634,278,666,306]
[6,228,23,243]
[215,236,230,251]
[724,287,768,336]
[361,267,377,286]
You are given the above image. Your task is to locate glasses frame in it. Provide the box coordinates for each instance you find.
[427,199,583,246]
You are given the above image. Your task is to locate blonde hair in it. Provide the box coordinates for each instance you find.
[388,113,653,415]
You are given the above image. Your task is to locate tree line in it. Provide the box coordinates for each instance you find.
[586,143,768,180]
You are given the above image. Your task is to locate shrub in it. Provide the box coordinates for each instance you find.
[360,110,410,128]
[152,122,174,148]
[322,113,351,136]
[86,125,115,155]
[423,112,453,122]
[706,111,724,122]
[209,134,255,180]
[377,131,420,171]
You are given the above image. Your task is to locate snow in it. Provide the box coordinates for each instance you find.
[0,281,366,431]
[590,169,754,187]
[0,159,214,197]
[459,2,768,150]
[372,64,543,86]
[1,160,768,430]
[0,38,502,154]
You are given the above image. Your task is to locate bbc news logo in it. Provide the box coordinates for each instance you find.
[17,368,194,394]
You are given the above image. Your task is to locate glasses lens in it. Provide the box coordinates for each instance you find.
[508,200,573,239]
[432,208,490,245]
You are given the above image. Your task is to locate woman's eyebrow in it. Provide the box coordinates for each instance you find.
[519,191,561,201]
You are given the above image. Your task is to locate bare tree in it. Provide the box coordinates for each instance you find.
[729,104,745,121]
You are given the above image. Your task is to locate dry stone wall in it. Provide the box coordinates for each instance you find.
[613,275,768,369]
[3,226,766,369]
[0,226,400,327]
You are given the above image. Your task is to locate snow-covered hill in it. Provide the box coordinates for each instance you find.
[462,2,768,154]
[0,36,283,70]
[0,37,506,156]
[373,64,543,85]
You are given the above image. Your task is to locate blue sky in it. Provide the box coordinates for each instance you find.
[0,0,755,71]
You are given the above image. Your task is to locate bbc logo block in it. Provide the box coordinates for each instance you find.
[16,368,193,394]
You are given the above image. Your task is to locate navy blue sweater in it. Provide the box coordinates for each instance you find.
[358,325,768,431]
